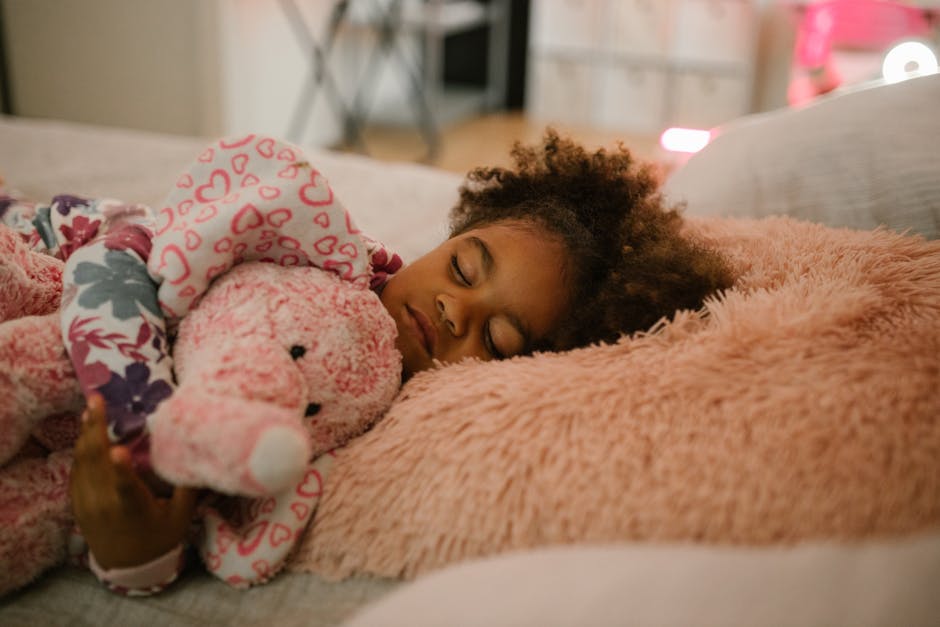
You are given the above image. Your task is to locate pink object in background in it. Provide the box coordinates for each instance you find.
[659,127,712,153]
[789,0,934,105]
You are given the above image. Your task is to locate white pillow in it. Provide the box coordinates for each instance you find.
[342,535,940,627]
[663,74,940,239]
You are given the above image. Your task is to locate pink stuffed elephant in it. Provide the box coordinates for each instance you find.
[0,224,401,594]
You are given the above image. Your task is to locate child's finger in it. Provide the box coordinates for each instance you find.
[110,447,152,510]
[170,487,199,526]
[76,394,110,460]
[109,445,133,467]
[86,392,107,422]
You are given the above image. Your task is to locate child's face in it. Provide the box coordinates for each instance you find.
[380,219,570,380]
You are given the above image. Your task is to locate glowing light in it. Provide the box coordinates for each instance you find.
[660,127,711,153]
[882,40,938,84]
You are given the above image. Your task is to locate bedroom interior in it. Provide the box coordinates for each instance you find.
[1,1,939,626]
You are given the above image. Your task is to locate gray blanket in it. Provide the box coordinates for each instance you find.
[0,566,399,627]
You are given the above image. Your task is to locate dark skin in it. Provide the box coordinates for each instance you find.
[70,394,197,569]
[70,220,572,570]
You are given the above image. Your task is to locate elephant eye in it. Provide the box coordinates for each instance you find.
[290,345,306,360]
[305,403,321,417]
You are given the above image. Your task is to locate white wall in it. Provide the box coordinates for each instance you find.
[4,0,221,136]
[2,0,355,144]
[3,0,798,140]
[752,0,797,112]
[214,0,348,146]
[215,0,427,144]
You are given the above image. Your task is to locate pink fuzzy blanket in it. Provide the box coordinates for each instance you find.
[289,216,940,580]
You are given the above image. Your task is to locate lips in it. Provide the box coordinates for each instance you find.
[406,304,437,356]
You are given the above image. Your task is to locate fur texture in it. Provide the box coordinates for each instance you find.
[290,216,940,580]
[0,225,400,593]
[0,225,63,322]
[150,262,401,496]
[0,451,73,596]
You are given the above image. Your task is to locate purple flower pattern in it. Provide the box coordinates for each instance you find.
[97,362,172,441]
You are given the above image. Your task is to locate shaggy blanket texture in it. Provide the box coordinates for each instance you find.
[289,215,940,580]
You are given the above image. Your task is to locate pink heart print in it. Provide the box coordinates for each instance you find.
[290,502,310,521]
[295,468,324,498]
[278,164,299,180]
[269,523,293,548]
[231,153,249,174]
[195,169,231,202]
[313,211,330,228]
[256,138,275,158]
[299,173,335,207]
[266,208,292,228]
[219,134,256,149]
[238,520,269,557]
[185,230,202,250]
[156,207,174,236]
[314,235,338,256]
[195,204,218,223]
[149,134,375,319]
[156,244,191,285]
[278,235,301,250]
[259,185,280,200]
[232,204,264,234]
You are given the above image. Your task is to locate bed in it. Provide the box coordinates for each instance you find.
[1,74,938,626]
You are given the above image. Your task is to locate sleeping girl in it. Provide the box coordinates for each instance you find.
[5,129,733,594]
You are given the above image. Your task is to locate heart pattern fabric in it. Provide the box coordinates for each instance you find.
[149,134,374,319]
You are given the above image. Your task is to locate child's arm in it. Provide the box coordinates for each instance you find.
[70,395,197,594]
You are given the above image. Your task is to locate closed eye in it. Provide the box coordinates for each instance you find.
[484,320,505,359]
[451,254,470,286]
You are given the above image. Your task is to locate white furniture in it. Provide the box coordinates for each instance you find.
[284,0,512,159]
[527,0,758,135]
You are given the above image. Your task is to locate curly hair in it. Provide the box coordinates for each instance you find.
[449,129,734,351]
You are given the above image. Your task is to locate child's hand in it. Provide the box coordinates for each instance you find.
[70,394,198,570]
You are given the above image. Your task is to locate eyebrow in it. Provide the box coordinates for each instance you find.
[467,235,532,350]
[467,236,493,275]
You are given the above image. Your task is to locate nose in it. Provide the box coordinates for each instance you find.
[436,294,469,337]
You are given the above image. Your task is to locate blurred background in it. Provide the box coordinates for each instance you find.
[1,0,937,174]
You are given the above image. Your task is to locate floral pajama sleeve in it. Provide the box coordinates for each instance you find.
[1,134,403,592]
[4,134,402,468]
[1,193,172,463]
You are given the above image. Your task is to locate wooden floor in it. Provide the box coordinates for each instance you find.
[336,111,664,176]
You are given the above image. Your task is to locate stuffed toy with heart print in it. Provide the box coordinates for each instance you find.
[0,135,402,594]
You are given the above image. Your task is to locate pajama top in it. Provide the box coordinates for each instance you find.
[1,134,403,593]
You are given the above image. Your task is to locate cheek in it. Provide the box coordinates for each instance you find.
[438,339,491,366]
[396,332,430,379]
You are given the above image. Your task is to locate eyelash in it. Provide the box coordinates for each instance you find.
[484,321,504,359]
[451,254,470,286]
[451,254,502,358]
